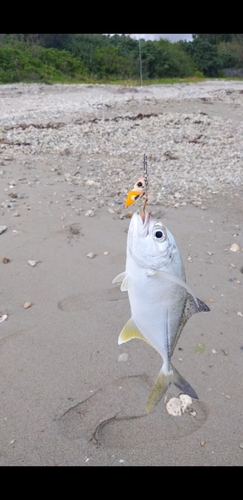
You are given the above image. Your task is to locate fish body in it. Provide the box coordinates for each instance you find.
[113,211,210,413]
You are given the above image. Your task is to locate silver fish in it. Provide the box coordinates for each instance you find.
[113,210,210,413]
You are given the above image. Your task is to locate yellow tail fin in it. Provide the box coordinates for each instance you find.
[146,365,198,414]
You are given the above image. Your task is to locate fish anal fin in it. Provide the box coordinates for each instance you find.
[118,318,152,346]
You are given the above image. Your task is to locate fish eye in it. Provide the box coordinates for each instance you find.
[137,181,143,187]
[155,230,164,239]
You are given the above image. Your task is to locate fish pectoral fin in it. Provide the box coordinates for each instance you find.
[112,272,129,291]
[151,270,199,307]
[118,318,152,346]
[146,364,199,414]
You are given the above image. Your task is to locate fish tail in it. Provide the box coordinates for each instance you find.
[146,370,174,414]
[172,364,199,400]
[146,365,198,414]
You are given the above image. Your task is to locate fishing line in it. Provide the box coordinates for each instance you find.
[143,153,148,211]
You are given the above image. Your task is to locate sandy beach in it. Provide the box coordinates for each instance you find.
[0,81,243,466]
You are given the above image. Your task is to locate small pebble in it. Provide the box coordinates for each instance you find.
[230,243,240,252]
[118,353,128,362]
[24,302,32,309]
[85,210,95,217]
[239,443,243,449]
[86,253,96,259]
[200,440,205,447]
[103,251,109,256]
[0,314,8,323]
[2,257,10,263]
[28,260,37,267]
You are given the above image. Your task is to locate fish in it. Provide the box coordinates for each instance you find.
[125,177,146,207]
[112,209,210,413]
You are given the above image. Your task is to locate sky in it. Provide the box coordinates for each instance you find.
[128,34,193,42]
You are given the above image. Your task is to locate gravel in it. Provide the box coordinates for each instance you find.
[1,81,243,209]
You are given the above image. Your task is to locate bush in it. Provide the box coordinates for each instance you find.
[0,43,88,83]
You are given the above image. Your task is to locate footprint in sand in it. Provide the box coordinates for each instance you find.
[58,287,128,312]
[56,374,209,450]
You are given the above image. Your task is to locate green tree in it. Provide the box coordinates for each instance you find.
[183,38,222,76]
[153,39,195,78]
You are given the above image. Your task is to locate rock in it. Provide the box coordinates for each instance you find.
[2,257,10,263]
[166,397,183,416]
[166,394,193,416]
[0,226,7,235]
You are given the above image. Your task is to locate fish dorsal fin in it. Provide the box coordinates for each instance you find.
[148,269,199,307]
[112,272,129,291]
[171,293,210,356]
[118,318,152,346]
[185,293,210,317]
